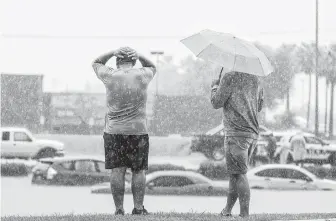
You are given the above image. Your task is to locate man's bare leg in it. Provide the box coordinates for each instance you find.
[222,174,238,215]
[110,167,127,211]
[131,169,146,210]
[236,173,250,217]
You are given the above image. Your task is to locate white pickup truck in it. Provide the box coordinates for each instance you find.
[1,127,65,160]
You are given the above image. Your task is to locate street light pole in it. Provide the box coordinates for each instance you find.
[315,0,319,135]
[150,51,164,96]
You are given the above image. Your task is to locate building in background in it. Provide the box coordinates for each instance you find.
[1,73,44,133]
[44,92,106,134]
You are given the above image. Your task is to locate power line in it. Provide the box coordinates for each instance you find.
[2,29,336,39]
[0,34,185,39]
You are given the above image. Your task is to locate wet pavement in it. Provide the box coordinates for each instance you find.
[2,176,336,217]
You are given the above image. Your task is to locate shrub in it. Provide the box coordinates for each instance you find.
[198,161,228,180]
[1,163,29,176]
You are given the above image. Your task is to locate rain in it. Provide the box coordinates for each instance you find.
[1,0,336,220]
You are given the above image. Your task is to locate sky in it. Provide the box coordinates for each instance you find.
[1,0,336,95]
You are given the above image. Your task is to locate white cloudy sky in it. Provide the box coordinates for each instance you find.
[1,0,336,93]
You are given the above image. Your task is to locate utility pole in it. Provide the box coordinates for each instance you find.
[315,0,319,135]
[150,51,164,96]
[329,51,335,139]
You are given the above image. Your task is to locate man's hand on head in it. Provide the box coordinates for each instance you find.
[116,47,138,60]
[115,47,131,58]
[126,48,139,60]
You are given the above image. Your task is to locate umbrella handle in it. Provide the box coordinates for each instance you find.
[219,67,224,79]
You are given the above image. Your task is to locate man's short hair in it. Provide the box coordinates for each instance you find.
[116,56,136,66]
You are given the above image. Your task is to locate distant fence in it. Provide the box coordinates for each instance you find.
[41,93,222,136]
[149,95,222,136]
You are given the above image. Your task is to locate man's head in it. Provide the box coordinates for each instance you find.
[116,47,136,69]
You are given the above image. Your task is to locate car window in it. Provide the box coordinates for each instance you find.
[304,136,322,145]
[96,161,109,173]
[74,160,96,173]
[255,169,287,178]
[59,161,73,170]
[151,176,195,187]
[286,169,311,181]
[14,132,32,142]
[2,131,10,141]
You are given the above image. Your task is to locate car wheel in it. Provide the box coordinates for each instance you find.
[31,174,43,184]
[212,147,225,161]
[322,188,332,191]
[34,148,56,160]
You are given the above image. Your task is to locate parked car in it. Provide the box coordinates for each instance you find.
[274,132,336,166]
[1,127,65,160]
[91,170,229,196]
[248,164,336,191]
[190,124,272,163]
[31,155,132,186]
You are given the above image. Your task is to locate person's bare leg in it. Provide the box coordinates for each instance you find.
[110,167,127,211]
[236,173,250,217]
[131,169,146,210]
[222,174,238,215]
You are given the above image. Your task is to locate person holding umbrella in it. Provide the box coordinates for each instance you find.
[181,30,273,218]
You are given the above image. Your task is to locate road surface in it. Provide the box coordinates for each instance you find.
[1,176,336,217]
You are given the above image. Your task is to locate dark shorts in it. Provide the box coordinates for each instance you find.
[225,136,257,175]
[103,133,149,172]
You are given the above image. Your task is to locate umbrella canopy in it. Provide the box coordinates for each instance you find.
[181,29,274,77]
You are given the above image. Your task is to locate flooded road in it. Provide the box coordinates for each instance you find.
[2,176,336,216]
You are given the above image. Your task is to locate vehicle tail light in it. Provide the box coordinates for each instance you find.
[46,167,57,180]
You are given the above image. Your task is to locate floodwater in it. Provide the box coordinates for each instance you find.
[2,176,336,217]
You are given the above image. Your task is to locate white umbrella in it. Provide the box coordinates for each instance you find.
[181,29,274,77]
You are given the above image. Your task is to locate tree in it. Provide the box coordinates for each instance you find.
[319,47,332,134]
[274,44,298,113]
[256,43,298,111]
[297,43,316,128]
[177,56,221,97]
[73,94,105,134]
[328,45,336,138]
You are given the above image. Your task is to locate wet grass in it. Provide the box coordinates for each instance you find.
[3,213,336,221]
